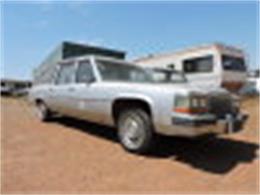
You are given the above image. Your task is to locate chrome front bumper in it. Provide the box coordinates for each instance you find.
[156,113,247,137]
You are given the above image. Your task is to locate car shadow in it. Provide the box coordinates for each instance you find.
[51,116,259,174]
[148,135,259,174]
[51,116,118,142]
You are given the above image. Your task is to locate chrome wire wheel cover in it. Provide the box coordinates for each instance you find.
[119,115,145,150]
[35,103,46,120]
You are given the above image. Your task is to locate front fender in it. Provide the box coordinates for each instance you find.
[114,93,155,109]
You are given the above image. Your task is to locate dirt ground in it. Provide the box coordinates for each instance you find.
[1,96,259,193]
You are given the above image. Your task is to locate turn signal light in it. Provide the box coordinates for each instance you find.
[174,107,208,114]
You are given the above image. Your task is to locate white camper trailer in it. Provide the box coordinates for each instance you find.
[134,43,247,92]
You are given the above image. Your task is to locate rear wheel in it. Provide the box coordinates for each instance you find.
[117,108,154,154]
[35,101,52,121]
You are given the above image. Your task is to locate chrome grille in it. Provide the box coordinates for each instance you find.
[208,95,233,118]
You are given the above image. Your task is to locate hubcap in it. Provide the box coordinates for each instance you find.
[120,116,144,150]
[36,104,46,119]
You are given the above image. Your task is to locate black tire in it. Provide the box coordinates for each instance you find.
[35,101,52,122]
[117,108,154,154]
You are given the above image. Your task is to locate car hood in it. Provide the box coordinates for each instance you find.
[173,82,229,95]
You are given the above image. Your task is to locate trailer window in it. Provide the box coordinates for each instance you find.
[56,62,75,84]
[183,55,213,73]
[222,55,246,71]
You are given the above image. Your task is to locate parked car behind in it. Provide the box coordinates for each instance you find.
[29,56,247,153]
[240,76,260,95]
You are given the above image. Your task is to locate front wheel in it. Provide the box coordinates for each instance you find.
[117,108,154,154]
[35,101,52,121]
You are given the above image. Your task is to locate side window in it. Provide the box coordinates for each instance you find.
[222,55,246,71]
[76,61,95,83]
[183,55,213,73]
[56,62,75,85]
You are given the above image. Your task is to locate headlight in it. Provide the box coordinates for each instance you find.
[174,95,208,114]
[191,96,208,108]
[174,95,190,108]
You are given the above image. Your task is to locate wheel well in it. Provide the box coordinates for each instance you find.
[112,99,152,124]
[35,98,44,105]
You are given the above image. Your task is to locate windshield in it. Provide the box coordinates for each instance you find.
[96,60,153,82]
[150,69,187,83]
[222,55,246,71]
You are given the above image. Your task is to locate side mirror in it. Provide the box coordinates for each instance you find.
[167,63,175,70]
[78,75,96,85]
[86,76,96,84]
[89,77,95,83]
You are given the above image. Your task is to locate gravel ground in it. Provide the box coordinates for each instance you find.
[1,97,259,193]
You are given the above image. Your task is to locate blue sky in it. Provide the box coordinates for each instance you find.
[1,1,259,79]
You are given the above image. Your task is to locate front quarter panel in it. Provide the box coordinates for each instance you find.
[113,88,175,133]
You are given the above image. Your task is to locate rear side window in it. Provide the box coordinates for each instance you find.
[222,55,246,71]
[76,60,95,83]
[56,62,75,84]
[183,55,213,73]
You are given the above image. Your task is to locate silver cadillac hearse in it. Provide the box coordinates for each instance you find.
[29,55,247,153]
